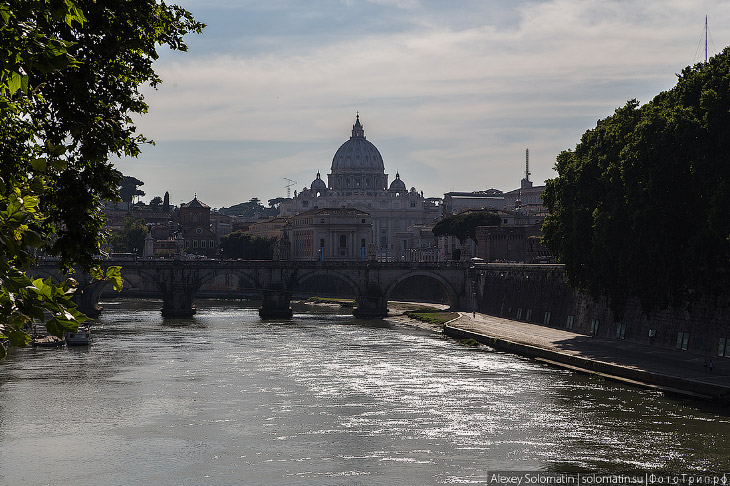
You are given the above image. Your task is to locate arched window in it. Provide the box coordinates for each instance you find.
[340,235,347,248]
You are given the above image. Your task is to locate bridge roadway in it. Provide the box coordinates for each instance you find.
[33,259,472,319]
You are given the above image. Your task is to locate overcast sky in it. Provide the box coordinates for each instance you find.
[115,0,730,209]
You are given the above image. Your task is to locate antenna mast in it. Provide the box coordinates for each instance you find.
[705,15,708,63]
[283,178,297,198]
[525,148,531,181]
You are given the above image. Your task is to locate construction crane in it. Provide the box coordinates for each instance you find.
[283,178,297,198]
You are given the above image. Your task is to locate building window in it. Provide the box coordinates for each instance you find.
[361,239,366,248]
[320,239,325,248]
[615,322,626,340]
[193,240,198,248]
[676,331,689,351]
[516,308,523,320]
[565,315,574,329]
[525,309,532,322]
[302,201,309,207]
[590,318,599,335]
[543,311,551,326]
[340,235,347,248]
[201,240,206,248]
[210,240,215,248]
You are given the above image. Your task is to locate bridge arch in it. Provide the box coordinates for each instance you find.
[384,270,460,308]
[291,268,363,298]
[196,268,261,294]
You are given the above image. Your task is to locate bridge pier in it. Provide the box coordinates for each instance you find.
[159,269,199,318]
[353,285,388,319]
[259,290,293,319]
[73,279,108,318]
[160,283,197,317]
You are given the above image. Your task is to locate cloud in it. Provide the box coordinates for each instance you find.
[119,0,730,206]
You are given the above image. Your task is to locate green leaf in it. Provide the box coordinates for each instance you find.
[0,6,10,25]
[30,158,47,172]
[7,71,21,94]
[22,230,45,248]
[106,266,123,291]
[8,328,31,347]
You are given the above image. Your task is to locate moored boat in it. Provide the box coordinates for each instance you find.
[65,325,92,346]
[31,335,65,347]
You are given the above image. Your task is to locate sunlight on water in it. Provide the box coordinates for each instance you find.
[0,299,728,486]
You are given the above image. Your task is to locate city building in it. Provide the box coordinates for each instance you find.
[475,224,551,263]
[246,216,290,239]
[442,189,504,215]
[503,149,546,215]
[179,195,218,257]
[287,207,372,261]
[475,150,551,262]
[279,115,440,259]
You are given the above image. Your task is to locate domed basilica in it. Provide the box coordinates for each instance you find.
[279,115,440,258]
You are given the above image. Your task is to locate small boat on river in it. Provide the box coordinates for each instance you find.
[64,325,92,346]
[31,335,65,348]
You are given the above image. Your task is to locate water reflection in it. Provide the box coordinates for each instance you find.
[0,299,728,486]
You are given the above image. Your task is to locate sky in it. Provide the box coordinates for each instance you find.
[115,0,730,209]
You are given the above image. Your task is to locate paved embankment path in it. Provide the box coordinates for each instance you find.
[444,312,730,402]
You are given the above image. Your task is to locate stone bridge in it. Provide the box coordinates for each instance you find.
[32,259,472,319]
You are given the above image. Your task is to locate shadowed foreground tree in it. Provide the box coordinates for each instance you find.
[542,46,730,315]
[0,1,203,357]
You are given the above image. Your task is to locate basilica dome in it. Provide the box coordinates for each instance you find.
[389,172,406,192]
[310,172,327,192]
[331,115,385,173]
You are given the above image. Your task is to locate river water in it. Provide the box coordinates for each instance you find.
[1,299,729,485]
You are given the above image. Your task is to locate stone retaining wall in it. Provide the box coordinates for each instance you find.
[473,264,730,359]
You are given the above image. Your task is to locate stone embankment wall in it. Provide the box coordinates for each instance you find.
[473,264,730,359]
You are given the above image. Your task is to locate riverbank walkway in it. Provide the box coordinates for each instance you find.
[443,312,730,403]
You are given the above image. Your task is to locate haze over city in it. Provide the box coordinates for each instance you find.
[115,0,730,209]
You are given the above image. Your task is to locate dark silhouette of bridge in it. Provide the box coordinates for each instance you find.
[33,259,472,319]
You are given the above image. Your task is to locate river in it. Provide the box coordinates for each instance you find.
[1,299,728,485]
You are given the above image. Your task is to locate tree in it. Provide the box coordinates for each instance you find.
[119,176,145,204]
[432,211,502,244]
[542,47,730,315]
[149,196,163,210]
[268,197,289,209]
[108,217,148,255]
[0,1,203,357]
[163,191,170,213]
[219,198,274,218]
[220,232,277,260]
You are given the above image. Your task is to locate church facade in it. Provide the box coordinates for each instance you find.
[279,115,440,259]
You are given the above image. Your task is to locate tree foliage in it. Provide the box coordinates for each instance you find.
[268,197,290,209]
[0,0,203,356]
[149,196,163,210]
[119,176,145,204]
[220,232,277,260]
[432,211,501,244]
[542,47,730,314]
[108,217,148,256]
[219,197,279,218]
